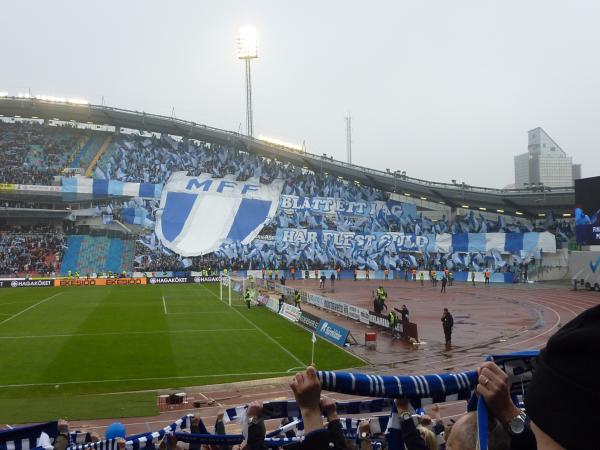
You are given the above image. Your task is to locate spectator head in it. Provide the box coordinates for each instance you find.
[443,308,449,313]
[417,425,437,450]
[446,412,509,450]
[105,422,127,439]
[525,305,600,450]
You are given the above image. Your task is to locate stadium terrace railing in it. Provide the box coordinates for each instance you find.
[0,97,575,198]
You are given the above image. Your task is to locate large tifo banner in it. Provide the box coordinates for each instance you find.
[277,229,556,254]
[279,195,416,219]
[156,173,283,256]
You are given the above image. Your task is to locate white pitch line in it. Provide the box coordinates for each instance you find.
[166,312,231,315]
[0,328,256,339]
[0,293,62,327]
[198,284,306,367]
[162,295,168,315]
[0,370,292,388]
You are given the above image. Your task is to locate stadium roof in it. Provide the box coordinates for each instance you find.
[0,97,575,217]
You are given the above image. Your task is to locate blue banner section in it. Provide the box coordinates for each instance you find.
[315,319,350,346]
[121,207,148,225]
[0,421,58,450]
[274,229,555,256]
[61,177,162,198]
[279,195,416,219]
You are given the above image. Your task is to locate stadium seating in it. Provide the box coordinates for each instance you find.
[69,134,107,171]
[59,236,134,275]
[0,225,64,275]
[0,122,576,275]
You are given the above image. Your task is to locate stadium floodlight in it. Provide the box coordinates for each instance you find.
[236,26,258,59]
[237,26,258,137]
[258,135,303,152]
[461,205,469,209]
[515,211,523,215]
[497,209,505,213]
[34,95,88,105]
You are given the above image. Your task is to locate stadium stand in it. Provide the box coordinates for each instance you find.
[0,121,576,276]
[59,236,134,276]
[0,224,64,276]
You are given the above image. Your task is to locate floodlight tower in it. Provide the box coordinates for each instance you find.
[236,26,258,137]
[345,114,352,164]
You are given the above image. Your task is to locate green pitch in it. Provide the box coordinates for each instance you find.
[0,283,363,423]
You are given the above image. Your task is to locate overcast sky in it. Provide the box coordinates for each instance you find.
[2,0,599,187]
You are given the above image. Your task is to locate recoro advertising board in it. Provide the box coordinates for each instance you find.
[315,319,350,347]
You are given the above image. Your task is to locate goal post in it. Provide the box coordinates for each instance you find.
[219,275,232,306]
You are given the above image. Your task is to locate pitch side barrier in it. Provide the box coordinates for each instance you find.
[247,268,515,283]
[262,281,418,345]
[0,276,222,288]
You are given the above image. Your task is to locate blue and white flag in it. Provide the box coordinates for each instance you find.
[156,172,283,256]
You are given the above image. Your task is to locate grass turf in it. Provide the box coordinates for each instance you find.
[0,283,363,423]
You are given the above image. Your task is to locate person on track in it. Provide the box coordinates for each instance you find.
[441,275,447,293]
[244,287,252,309]
[294,289,301,309]
[441,308,453,346]
[396,304,410,322]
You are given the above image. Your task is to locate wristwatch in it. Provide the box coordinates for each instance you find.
[507,411,529,436]
[399,411,412,421]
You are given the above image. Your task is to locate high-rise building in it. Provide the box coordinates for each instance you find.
[514,127,581,188]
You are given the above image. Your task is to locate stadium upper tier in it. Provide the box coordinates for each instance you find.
[0,96,574,216]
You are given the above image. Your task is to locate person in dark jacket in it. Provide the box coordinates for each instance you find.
[441,308,453,345]
[397,304,410,322]
[440,275,447,293]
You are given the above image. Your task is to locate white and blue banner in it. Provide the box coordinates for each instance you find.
[61,177,162,199]
[156,173,283,257]
[276,229,556,255]
[276,228,430,251]
[442,231,556,254]
[279,195,416,219]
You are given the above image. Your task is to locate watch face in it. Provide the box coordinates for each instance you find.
[510,416,525,434]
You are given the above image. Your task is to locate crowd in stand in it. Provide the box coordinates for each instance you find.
[0,224,65,275]
[0,122,81,185]
[0,123,577,275]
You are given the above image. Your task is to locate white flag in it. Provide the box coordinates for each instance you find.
[311,332,317,343]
